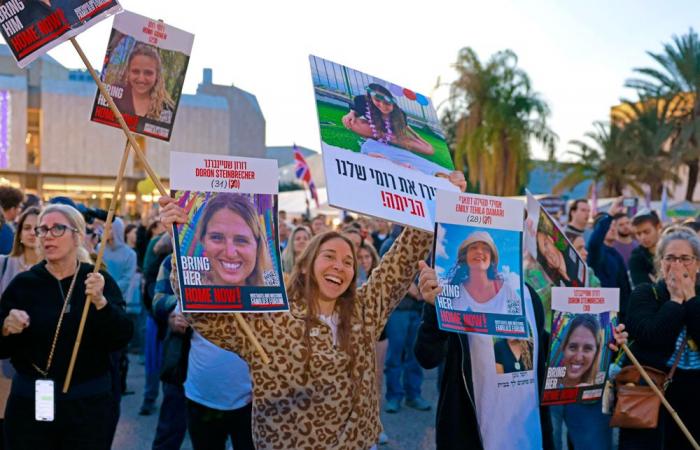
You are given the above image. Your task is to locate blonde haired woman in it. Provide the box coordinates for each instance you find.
[0,204,132,449]
[115,43,175,122]
[281,225,311,275]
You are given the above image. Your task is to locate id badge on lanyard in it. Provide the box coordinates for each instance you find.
[35,379,54,422]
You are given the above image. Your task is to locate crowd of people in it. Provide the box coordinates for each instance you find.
[0,182,695,450]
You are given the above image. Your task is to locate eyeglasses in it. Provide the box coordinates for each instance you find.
[35,224,79,238]
[662,255,697,265]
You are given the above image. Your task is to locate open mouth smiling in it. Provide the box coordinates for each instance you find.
[324,275,343,286]
[220,261,242,271]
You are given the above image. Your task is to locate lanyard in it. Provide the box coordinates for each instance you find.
[32,261,80,378]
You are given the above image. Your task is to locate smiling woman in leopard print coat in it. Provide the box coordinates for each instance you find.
[160,196,432,450]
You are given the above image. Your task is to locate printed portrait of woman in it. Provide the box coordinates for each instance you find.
[341,83,450,176]
[536,210,580,287]
[494,338,534,374]
[556,314,602,387]
[113,43,175,123]
[195,193,277,287]
[447,231,522,315]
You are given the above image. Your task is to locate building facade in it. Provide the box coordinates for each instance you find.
[0,45,266,215]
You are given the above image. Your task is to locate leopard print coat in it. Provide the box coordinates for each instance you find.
[175,227,432,449]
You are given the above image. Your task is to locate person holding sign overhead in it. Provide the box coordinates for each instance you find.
[114,44,175,122]
[0,204,132,450]
[157,171,466,450]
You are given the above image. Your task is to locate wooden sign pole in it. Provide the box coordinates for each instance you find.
[63,139,129,392]
[62,37,270,392]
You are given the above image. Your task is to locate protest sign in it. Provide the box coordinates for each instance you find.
[170,151,287,313]
[524,191,588,331]
[90,10,193,141]
[432,190,528,338]
[309,55,458,231]
[0,0,121,68]
[541,287,619,405]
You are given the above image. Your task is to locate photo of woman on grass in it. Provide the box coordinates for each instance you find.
[341,83,448,176]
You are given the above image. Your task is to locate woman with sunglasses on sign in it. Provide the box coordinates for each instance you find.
[156,173,466,450]
[0,204,133,450]
[620,226,700,450]
[342,83,452,177]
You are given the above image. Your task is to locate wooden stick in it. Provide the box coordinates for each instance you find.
[63,139,130,393]
[68,36,271,368]
[621,344,700,450]
[235,314,270,364]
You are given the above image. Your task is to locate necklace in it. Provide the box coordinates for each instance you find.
[365,95,393,144]
[32,260,80,378]
[19,254,34,272]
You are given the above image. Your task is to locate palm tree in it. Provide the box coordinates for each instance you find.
[613,95,681,199]
[626,28,700,200]
[441,47,556,196]
[554,122,641,197]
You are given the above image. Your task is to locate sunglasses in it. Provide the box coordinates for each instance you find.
[369,91,395,105]
[35,224,79,238]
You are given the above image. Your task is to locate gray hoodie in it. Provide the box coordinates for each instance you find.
[103,218,137,296]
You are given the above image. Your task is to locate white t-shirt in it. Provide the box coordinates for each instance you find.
[453,280,523,315]
[360,139,449,176]
[467,288,542,450]
[184,330,252,411]
[319,313,339,345]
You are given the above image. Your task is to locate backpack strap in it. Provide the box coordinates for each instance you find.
[0,256,8,279]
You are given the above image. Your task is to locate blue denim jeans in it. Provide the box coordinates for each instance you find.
[384,309,423,402]
[143,316,163,404]
[550,401,612,450]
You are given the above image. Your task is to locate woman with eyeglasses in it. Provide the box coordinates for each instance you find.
[0,204,133,449]
[620,226,700,450]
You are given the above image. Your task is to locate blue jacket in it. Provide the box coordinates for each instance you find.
[0,223,13,255]
[586,214,631,319]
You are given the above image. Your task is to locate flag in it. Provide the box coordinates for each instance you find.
[294,145,319,208]
[660,185,668,222]
[644,186,651,209]
[590,182,598,216]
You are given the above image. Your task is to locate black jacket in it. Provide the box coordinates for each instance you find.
[628,245,655,288]
[0,262,133,387]
[414,284,553,450]
[626,280,700,371]
[586,214,632,321]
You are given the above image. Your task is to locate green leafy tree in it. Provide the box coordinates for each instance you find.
[554,122,641,197]
[441,47,556,196]
[613,95,680,199]
[626,28,700,200]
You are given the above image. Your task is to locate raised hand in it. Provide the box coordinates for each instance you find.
[417,261,441,306]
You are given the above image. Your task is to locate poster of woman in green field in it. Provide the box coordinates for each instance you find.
[309,55,459,231]
[310,55,454,177]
